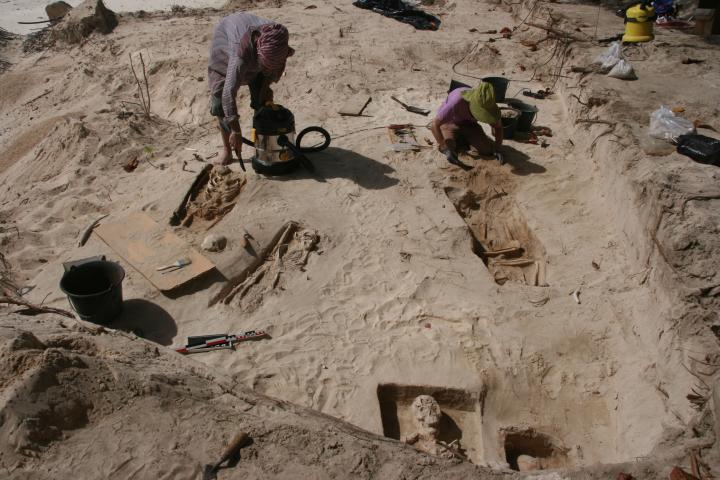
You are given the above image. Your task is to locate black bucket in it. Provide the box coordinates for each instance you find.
[60,260,125,324]
[482,76,510,102]
[448,79,472,93]
[500,108,521,139]
[506,99,539,132]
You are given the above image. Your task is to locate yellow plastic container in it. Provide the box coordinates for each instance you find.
[623,4,656,42]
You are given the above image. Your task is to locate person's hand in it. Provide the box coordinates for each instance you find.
[229,131,243,161]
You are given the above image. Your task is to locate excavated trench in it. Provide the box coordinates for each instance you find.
[443,162,547,287]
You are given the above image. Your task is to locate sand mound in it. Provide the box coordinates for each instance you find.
[0,314,495,478]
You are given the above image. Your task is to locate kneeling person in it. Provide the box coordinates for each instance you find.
[431,82,502,166]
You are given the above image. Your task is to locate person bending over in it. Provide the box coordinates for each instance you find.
[208,12,295,165]
[431,82,502,167]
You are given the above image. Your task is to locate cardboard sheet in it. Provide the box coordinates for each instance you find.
[94,212,215,292]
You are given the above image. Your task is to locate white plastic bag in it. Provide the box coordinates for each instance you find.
[608,59,637,80]
[594,41,623,72]
[648,106,695,142]
[641,131,676,156]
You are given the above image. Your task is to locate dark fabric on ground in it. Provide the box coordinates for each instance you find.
[353,0,441,31]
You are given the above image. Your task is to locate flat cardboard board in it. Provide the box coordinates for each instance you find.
[338,95,371,116]
[94,211,215,292]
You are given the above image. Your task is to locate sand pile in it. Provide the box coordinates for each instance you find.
[1,0,720,477]
[0,314,492,478]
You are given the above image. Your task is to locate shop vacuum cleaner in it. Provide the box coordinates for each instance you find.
[237,104,331,175]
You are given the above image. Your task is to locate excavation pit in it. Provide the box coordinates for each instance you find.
[502,427,569,471]
[377,383,484,463]
[444,181,547,286]
[169,164,245,229]
[218,222,320,313]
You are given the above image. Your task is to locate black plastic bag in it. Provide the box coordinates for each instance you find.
[677,134,720,166]
[353,0,441,31]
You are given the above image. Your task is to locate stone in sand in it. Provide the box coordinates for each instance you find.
[516,454,541,471]
[46,1,73,21]
[53,0,118,44]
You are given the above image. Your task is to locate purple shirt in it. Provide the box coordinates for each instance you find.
[436,88,476,126]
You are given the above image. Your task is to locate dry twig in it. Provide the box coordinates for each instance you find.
[576,119,616,126]
[526,21,590,42]
[0,296,74,318]
[129,52,151,118]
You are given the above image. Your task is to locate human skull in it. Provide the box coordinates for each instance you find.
[201,233,227,252]
[411,395,442,434]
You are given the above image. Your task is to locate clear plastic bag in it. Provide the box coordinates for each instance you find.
[594,41,622,72]
[648,106,695,142]
[641,131,676,156]
[607,59,637,80]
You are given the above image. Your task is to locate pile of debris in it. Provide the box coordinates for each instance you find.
[52,0,118,44]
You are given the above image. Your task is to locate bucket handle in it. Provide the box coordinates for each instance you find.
[63,255,106,272]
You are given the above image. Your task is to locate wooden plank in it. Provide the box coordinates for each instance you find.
[94,212,215,292]
[338,95,371,116]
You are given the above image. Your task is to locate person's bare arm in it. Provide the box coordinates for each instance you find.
[431,118,446,151]
[223,54,243,159]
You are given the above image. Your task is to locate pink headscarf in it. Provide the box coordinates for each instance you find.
[256,24,291,76]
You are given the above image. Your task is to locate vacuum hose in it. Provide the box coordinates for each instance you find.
[241,126,331,152]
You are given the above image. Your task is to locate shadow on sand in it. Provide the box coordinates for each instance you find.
[266,147,399,190]
[112,299,177,346]
[501,144,546,176]
[463,144,546,176]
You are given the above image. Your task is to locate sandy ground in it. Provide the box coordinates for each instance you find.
[1,0,720,477]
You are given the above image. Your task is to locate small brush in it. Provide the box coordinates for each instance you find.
[156,257,192,272]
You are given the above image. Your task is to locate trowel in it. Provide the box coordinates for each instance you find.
[202,431,250,480]
[494,149,505,165]
[390,96,430,116]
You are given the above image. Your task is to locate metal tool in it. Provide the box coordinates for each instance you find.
[494,149,505,165]
[175,331,269,355]
[203,432,250,480]
[156,257,191,272]
[78,214,109,247]
[390,96,430,116]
